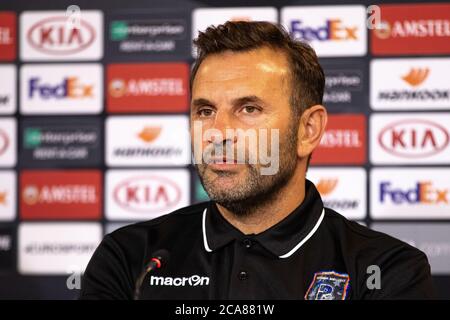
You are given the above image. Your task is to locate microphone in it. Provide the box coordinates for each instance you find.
[133,249,170,300]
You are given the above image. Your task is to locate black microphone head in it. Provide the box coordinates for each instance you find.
[134,249,171,300]
[151,249,170,267]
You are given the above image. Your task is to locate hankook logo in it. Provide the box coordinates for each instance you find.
[150,275,210,287]
[316,179,338,195]
[402,68,429,87]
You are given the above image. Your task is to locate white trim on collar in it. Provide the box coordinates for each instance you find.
[278,208,325,259]
[201,207,326,258]
[202,208,213,252]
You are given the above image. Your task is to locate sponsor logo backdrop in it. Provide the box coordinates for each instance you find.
[0,0,449,299]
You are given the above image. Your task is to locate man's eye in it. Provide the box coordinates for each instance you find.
[242,106,259,114]
[198,108,214,117]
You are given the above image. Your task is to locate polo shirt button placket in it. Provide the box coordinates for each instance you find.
[243,238,253,249]
[238,270,249,281]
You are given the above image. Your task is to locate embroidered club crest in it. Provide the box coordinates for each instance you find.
[305,271,350,300]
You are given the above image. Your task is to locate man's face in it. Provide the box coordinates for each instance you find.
[190,47,299,212]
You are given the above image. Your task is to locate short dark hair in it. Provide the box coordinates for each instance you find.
[190,21,325,119]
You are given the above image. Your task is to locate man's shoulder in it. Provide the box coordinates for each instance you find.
[322,207,428,262]
[322,208,434,298]
[107,201,210,242]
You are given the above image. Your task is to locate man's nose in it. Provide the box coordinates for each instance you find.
[207,111,237,144]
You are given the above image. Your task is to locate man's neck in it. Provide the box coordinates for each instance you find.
[216,172,306,235]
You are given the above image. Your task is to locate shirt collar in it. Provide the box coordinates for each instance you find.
[202,179,325,259]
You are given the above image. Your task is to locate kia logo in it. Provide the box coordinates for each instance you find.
[378,119,449,158]
[27,16,96,55]
[113,176,181,213]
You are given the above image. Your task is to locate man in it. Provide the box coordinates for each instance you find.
[80,21,435,300]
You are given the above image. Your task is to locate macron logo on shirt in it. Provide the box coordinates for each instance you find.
[150,275,210,287]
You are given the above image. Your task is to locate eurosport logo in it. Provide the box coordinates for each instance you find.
[0,171,16,222]
[370,168,450,219]
[20,64,103,115]
[310,114,366,165]
[307,168,366,220]
[370,59,450,110]
[106,116,190,166]
[0,12,16,61]
[18,223,102,275]
[105,169,190,221]
[281,5,367,57]
[371,3,450,55]
[370,113,450,164]
[192,7,277,57]
[0,118,17,167]
[0,65,16,114]
[150,275,210,287]
[20,10,103,61]
[107,63,188,113]
[20,170,102,220]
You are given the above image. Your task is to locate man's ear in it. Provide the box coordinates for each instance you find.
[297,105,328,159]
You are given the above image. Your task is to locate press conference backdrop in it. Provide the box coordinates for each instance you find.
[0,0,449,299]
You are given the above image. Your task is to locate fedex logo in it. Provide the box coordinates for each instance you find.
[281,5,366,57]
[380,181,448,204]
[370,168,450,219]
[290,19,358,42]
[28,77,93,99]
[20,64,102,115]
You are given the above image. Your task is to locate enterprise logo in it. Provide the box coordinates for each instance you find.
[150,275,210,287]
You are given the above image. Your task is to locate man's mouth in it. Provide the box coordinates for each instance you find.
[205,157,241,171]
[207,157,238,164]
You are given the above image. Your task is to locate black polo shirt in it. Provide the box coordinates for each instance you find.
[80,180,435,300]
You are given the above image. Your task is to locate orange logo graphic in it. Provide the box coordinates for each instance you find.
[402,68,430,87]
[0,191,7,205]
[316,179,338,196]
[138,126,162,143]
[229,17,251,22]
[109,78,126,98]
[22,185,39,205]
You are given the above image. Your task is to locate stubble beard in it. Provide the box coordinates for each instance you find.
[194,121,299,217]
